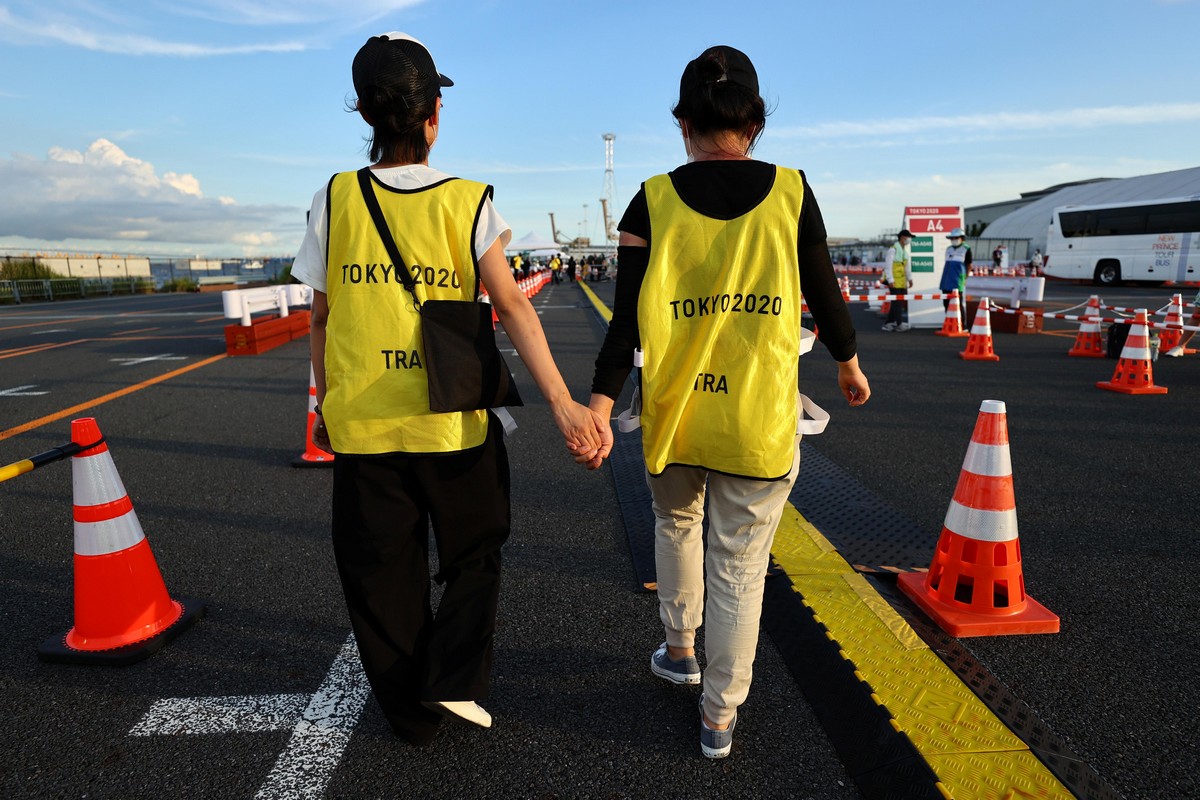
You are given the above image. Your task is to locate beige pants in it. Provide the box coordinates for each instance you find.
[647,439,801,726]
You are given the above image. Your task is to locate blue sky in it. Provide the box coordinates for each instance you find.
[1,0,1197,258]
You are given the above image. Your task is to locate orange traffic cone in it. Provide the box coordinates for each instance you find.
[1097,310,1168,394]
[898,400,1059,637]
[39,418,204,665]
[960,299,1000,361]
[292,365,334,468]
[1157,294,1185,354]
[1067,295,1105,357]
[935,290,970,338]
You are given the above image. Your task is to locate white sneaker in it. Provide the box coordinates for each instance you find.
[897,323,911,331]
[423,700,492,728]
[1164,345,1184,357]
[881,322,898,331]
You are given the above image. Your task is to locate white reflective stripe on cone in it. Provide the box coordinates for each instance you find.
[943,500,1019,543]
[75,511,147,556]
[961,441,1012,477]
[72,451,128,507]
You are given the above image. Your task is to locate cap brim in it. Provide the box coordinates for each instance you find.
[438,73,454,87]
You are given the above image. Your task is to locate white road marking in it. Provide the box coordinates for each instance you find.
[0,385,49,396]
[130,634,371,800]
[110,354,188,366]
[30,329,73,335]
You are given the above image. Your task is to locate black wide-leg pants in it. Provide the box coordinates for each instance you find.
[330,416,510,744]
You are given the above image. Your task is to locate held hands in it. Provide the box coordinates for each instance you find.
[572,393,616,470]
[554,396,613,470]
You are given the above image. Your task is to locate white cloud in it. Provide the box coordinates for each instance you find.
[168,0,426,26]
[771,103,1200,143]
[0,139,299,254]
[812,157,1194,240]
[0,1,429,56]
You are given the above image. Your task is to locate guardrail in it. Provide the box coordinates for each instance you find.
[0,277,155,304]
[222,284,312,326]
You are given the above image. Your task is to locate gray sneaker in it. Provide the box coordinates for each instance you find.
[650,642,701,685]
[881,322,898,331]
[699,694,736,759]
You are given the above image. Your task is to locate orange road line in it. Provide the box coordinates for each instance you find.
[0,316,104,333]
[119,300,221,315]
[0,340,88,360]
[0,334,218,360]
[102,335,220,341]
[0,353,228,442]
[113,327,160,336]
[196,315,227,323]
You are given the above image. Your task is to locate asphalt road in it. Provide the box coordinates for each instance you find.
[0,279,1195,799]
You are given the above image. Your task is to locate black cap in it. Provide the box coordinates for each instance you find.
[898,229,915,238]
[353,32,453,101]
[679,45,759,102]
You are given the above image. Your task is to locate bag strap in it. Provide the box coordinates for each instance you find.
[357,167,421,309]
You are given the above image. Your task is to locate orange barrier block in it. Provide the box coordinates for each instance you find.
[960,299,1000,361]
[292,365,334,468]
[1097,310,1168,395]
[1068,295,1106,357]
[224,310,311,356]
[935,290,970,338]
[39,418,204,665]
[898,400,1059,637]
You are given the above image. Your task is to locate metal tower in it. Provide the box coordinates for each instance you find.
[601,133,617,246]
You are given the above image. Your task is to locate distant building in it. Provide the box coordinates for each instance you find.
[975,166,1200,257]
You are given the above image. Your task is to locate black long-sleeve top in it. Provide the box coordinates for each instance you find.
[591,160,858,400]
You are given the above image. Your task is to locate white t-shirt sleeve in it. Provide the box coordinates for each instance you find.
[475,194,511,259]
[290,184,329,294]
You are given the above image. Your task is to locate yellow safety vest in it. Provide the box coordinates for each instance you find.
[638,166,804,480]
[323,170,491,454]
[890,241,909,289]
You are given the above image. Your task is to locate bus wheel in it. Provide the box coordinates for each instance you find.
[1094,260,1122,286]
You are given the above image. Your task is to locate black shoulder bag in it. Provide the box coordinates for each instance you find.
[357,168,523,412]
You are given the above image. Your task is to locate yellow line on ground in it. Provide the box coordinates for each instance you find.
[576,281,612,323]
[0,353,227,443]
[772,505,1072,799]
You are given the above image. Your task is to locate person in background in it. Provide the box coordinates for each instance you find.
[291,31,607,747]
[1030,248,1043,274]
[883,229,914,331]
[940,227,972,311]
[583,44,870,759]
[567,254,577,282]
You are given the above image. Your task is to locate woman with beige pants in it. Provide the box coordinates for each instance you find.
[584,44,870,758]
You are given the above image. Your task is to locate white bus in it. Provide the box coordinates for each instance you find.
[1045,196,1200,286]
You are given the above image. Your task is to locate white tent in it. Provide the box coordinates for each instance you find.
[505,231,563,252]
